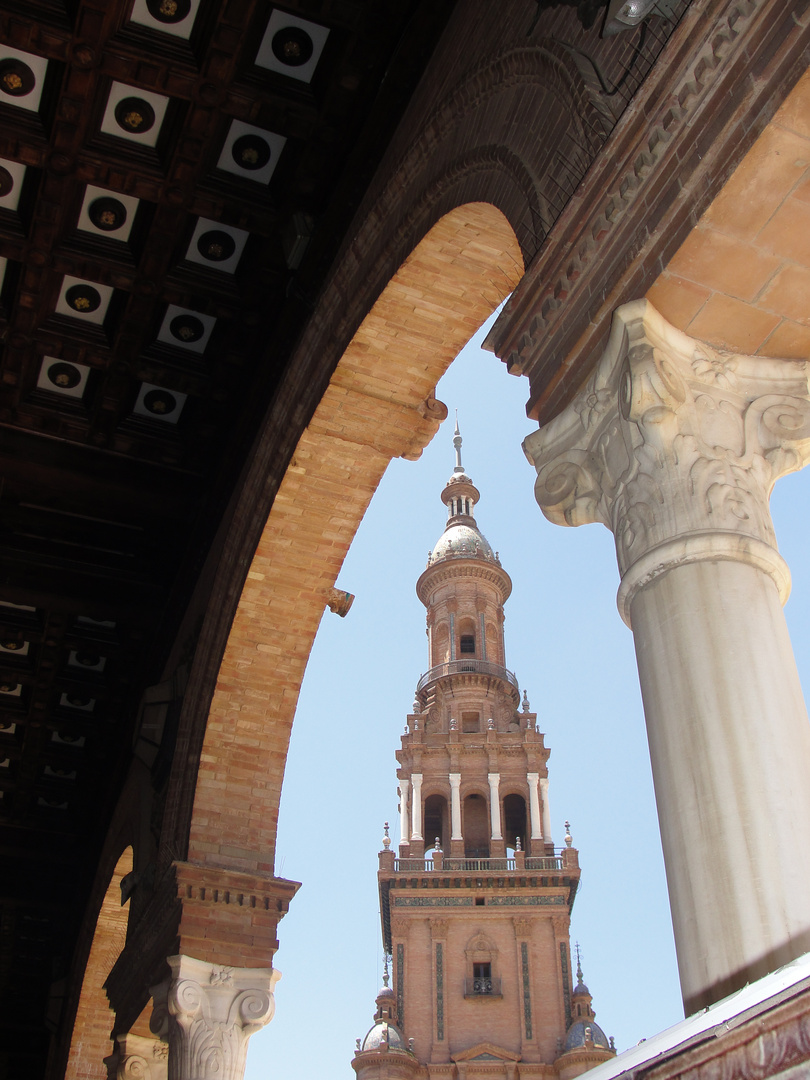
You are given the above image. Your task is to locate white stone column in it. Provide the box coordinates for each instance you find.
[539,778,552,847]
[411,773,423,841]
[449,773,462,840]
[399,778,410,849]
[159,955,280,1080]
[487,773,502,841]
[524,299,810,1013]
[526,772,543,841]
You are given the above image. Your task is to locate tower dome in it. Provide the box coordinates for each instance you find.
[426,418,499,569]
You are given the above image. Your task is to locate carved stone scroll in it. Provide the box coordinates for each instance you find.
[162,955,280,1080]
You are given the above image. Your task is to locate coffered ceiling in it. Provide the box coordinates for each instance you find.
[0,1,454,1073]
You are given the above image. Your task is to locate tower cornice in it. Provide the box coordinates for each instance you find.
[416,558,512,606]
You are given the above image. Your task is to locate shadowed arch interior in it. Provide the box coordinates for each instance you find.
[64,847,133,1080]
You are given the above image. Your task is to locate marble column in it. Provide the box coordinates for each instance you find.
[411,773,423,842]
[524,299,810,1013]
[539,778,552,849]
[449,773,462,841]
[488,773,502,841]
[155,955,280,1080]
[399,778,410,852]
[526,772,543,843]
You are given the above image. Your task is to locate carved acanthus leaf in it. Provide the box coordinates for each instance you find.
[524,301,810,584]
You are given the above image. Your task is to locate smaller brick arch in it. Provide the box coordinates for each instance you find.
[64,846,133,1080]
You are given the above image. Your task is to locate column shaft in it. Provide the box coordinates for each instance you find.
[411,774,423,841]
[449,774,462,841]
[539,778,552,847]
[632,559,810,1009]
[488,773,502,841]
[526,773,543,841]
[399,779,410,849]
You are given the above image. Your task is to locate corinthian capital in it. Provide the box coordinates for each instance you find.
[524,301,810,623]
[164,955,280,1080]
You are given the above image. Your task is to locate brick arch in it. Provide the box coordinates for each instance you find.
[362,40,613,268]
[183,204,522,951]
[158,32,608,875]
[64,846,133,1080]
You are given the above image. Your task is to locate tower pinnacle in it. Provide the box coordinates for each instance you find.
[453,413,464,473]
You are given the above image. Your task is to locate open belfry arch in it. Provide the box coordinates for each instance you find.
[1,1,810,1079]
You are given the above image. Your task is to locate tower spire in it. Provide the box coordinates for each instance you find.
[453,412,464,473]
[438,416,482,528]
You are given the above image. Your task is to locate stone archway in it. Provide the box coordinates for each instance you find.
[181,207,523,963]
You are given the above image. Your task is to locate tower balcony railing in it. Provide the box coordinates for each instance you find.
[392,854,565,872]
[416,658,519,693]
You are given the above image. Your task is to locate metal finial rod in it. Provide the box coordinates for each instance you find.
[453,413,463,472]
[576,942,583,984]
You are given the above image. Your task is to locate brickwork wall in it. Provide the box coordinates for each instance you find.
[184,205,522,900]
[393,904,571,1065]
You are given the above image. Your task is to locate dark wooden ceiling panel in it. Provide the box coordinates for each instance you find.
[0,2,458,1073]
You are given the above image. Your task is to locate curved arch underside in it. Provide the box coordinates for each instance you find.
[187,203,523,877]
[65,847,133,1080]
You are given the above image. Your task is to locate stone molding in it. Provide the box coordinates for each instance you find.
[152,955,280,1080]
[416,560,513,605]
[488,0,810,422]
[430,918,449,939]
[173,861,299,914]
[524,300,810,627]
[607,982,810,1080]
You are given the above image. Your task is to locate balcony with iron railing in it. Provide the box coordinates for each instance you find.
[393,854,566,872]
[416,658,519,693]
[464,976,502,998]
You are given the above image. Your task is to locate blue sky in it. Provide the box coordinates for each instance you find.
[244,313,810,1077]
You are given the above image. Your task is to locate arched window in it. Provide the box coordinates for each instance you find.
[503,793,527,852]
[458,617,476,658]
[424,793,449,852]
[464,932,501,997]
[463,793,489,857]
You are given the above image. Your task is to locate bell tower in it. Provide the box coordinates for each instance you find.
[354,422,615,1080]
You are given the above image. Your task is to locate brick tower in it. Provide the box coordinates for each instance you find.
[353,422,615,1080]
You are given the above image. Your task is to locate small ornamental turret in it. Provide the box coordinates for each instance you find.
[352,958,417,1080]
[556,946,616,1073]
